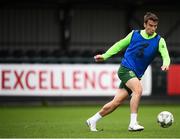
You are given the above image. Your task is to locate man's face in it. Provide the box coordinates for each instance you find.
[144,19,158,35]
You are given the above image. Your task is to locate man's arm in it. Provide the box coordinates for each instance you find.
[94,31,133,62]
[158,38,171,71]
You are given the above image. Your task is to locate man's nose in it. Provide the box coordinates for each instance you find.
[152,26,156,30]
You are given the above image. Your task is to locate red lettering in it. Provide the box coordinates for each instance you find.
[39,71,47,89]
[26,71,36,89]
[84,71,95,89]
[14,71,24,89]
[1,70,11,89]
[73,71,81,89]
[99,71,108,89]
[62,71,70,90]
[50,71,59,90]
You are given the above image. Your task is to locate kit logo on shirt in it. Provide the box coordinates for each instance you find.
[129,71,135,77]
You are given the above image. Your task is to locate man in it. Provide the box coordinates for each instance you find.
[86,12,170,132]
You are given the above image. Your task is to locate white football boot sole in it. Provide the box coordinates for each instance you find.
[128,124,144,131]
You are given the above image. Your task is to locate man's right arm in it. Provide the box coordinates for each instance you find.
[101,31,133,60]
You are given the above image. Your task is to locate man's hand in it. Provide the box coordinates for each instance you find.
[161,65,169,71]
[94,54,105,62]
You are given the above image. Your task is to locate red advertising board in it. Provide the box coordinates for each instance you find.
[168,65,180,95]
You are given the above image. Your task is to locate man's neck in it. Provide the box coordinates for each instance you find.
[141,29,156,39]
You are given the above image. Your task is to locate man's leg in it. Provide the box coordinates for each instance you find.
[86,88,128,131]
[125,77,144,131]
[99,88,129,116]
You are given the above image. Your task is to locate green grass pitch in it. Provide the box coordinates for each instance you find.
[0,104,180,138]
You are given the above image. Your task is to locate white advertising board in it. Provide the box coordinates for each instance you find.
[0,64,151,96]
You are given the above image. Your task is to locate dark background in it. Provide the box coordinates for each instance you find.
[0,0,180,105]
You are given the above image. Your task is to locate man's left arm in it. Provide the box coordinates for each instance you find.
[158,38,171,71]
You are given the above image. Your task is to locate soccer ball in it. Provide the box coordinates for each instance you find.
[157,111,174,128]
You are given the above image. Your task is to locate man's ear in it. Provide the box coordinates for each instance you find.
[144,22,146,28]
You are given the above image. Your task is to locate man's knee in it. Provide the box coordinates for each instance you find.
[133,86,143,96]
